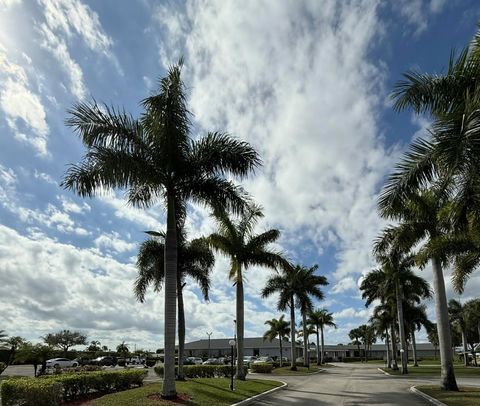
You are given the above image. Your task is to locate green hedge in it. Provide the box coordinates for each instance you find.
[250,362,274,373]
[154,364,247,378]
[1,369,147,405]
[1,378,63,406]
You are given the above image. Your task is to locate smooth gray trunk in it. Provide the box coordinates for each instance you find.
[315,328,320,366]
[278,334,283,367]
[390,324,398,370]
[432,256,458,391]
[320,326,325,365]
[412,329,418,367]
[385,328,391,368]
[461,330,468,367]
[302,312,309,368]
[395,282,408,374]
[162,193,177,399]
[290,297,297,370]
[236,272,245,380]
[177,280,185,380]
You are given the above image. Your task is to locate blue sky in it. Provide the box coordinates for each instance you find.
[1,0,480,351]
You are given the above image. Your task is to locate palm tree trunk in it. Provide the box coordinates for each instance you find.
[390,324,398,370]
[432,256,458,391]
[302,312,309,368]
[395,282,408,375]
[412,329,418,367]
[236,266,245,380]
[289,297,297,371]
[162,192,178,399]
[177,280,185,380]
[316,327,320,365]
[279,334,283,367]
[385,328,391,368]
[320,326,325,365]
[461,330,468,367]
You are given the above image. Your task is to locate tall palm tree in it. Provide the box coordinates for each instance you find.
[209,205,289,379]
[134,229,213,379]
[348,328,362,355]
[61,62,260,398]
[263,316,290,367]
[361,246,431,374]
[308,309,336,365]
[294,265,328,368]
[448,299,469,367]
[262,266,298,370]
[404,303,432,367]
[370,303,396,369]
[377,189,459,390]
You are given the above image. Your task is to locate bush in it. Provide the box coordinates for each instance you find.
[1,378,63,406]
[145,359,156,367]
[117,359,126,367]
[250,362,274,373]
[154,364,247,378]
[2,369,148,404]
[0,362,6,374]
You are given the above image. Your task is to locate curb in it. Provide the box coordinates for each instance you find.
[409,386,447,406]
[249,368,325,377]
[230,381,287,406]
[377,367,391,376]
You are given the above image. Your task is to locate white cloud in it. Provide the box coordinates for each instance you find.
[94,231,136,254]
[0,50,50,156]
[332,277,359,294]
[152,0,395,293]
[333,307,372,321]
[0,0,21,9]
[57,195,90,214]
[393,0,447,35]
[38,23,86,100]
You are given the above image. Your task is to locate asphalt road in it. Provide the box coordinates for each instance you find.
[250,363,480,406]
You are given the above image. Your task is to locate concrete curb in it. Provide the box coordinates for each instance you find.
[409,386,447,406]
[377,367,391,376]
[230,381,287,406]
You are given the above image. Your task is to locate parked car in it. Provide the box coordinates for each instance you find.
[186,357,203,365]
[243,356,257,367]
[92,356,117,366]
[253,356,274,364]
[73,357,91,366]
[46,358,78,368]
[128,356,145,365]
[202,358,224,365]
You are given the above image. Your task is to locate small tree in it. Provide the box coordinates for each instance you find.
[87,340,102,352]
[117,342,130,368]
[427,324,439,360]
[42,330,87,356]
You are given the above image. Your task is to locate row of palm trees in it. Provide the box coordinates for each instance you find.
[369,24,480,391]
[61,62,329,398]
[263,308,336,367]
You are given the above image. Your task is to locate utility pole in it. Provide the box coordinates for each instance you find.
[206,332,212,359]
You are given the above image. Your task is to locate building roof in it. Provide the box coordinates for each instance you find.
[183,337,283,350]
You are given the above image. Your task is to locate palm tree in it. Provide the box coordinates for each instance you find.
[61,62,260,398]
[209,205,289,379]
[361,245,431,374]
[263,316,290,367]
[448,299,469,367]
[404,303,432,367]
[370,303,396,369]
[308,309,336,365]
[348,328,362,355]
[294,265,328,368]
[377,189,459,390]
[356,324,376,362]
[134,229,213,379]
[262,266,299,370]
[427,324,439,360]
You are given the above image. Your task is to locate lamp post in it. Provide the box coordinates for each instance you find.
[229,339,236,390]
[206,332,212,359]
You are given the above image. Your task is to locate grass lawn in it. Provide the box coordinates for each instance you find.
[91,378,282,406]
[416,385,480,406]
[381,365,480,377]
[271,366,322,375]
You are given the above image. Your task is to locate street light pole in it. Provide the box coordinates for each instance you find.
[206,332,212,359]
[229,339,236,390]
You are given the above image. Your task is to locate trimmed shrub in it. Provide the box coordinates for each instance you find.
[4,369,148,403]
[250,362,273,373]
[1,378,63,406]
[145,359,156,367]
[154,364,247,379]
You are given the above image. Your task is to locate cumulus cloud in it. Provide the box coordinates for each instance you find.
[0,50,49,156]
[393,0,447,35]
